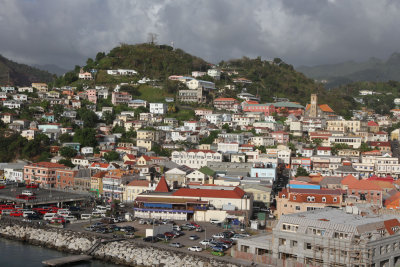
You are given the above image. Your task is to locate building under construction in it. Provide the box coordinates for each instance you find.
[235,207,400,266]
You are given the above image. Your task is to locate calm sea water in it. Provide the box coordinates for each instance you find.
[0,237,120,267]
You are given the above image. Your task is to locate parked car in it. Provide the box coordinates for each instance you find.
[172,225,181,231]
[190,221,200,228]
[210,219,223,224]
[188,246,203,252]
[9,211,23,217]
[195,227,204,232]
[169,242,183,248]
[211,246,225,252]
[26,183,39,189]
[212,233,225,239]
[164,232,175,238]
[143,236,158,243]
[21,190,34,196]
[231,234,245,240]
[199,239,212,246]
[189,235,199,240]
[211,251,225,256]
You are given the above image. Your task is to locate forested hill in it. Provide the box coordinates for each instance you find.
[86,43,209,79]
[72,43,357,117]
[0,54,54,86]
[297,52,400,88]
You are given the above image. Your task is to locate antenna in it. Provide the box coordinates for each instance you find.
[171,41,174,50]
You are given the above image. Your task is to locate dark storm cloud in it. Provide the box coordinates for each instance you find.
[1,0,399,69]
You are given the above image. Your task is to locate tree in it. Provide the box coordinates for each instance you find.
[59,146,77,159]
[73,128,97,147]
[95,52,106,62]
[312,138,323,148]
[103,111,115,125]
[59,133,73,143]
[104,151,120,162]
[359,142,373,152]
[222,123,231,133]
[77,108,98,128]
[200,130,220,145]
[58,159,75,168]
[295,167,309,177]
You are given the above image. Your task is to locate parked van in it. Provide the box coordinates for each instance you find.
[22,211,36,217]
[95,206,107,213]
[21,190,34,196]
[43,213,57,220]
[91,211,104,218]
[57,209,70,216]
[64,215,77,222]
[80,214,92,220]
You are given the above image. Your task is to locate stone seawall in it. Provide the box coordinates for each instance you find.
[0,220,242,267]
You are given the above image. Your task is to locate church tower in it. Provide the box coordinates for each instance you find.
[309,94,318,118]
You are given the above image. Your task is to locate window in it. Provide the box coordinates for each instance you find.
[333,197,337,202]
[281,194,286,199]
[305,243,312,250]
[322,197,326,202]
[295,206,300,211]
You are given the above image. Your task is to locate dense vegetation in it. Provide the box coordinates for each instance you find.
[0,54,54,86]
[297,52,400,88]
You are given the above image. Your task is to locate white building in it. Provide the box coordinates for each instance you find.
[218,142,239,153]
[207,69,221,80]
[149,103,167,114]
[171,149,222,169]
[186,79,216,90]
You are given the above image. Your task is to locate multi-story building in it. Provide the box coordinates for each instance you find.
[123,180,153,202]
[178,88,206,103]
[55,169,77,189]
[327,120,367,133]
[186,79,215,90]
[213,98,240,112]
[102,170,134,200]
[149,103,167,114]
[24,162,68,187]
[235,208,400,266]
[111,92,132,105]
[86,89,97,104]
[276,188,342,218]
[31,83,48,92]
[328,136,362,149]
[171,149,223,169]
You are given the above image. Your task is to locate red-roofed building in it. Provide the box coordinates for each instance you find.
[154,176,170,193]
[317,146,332,156]
[213,98,240,112]
[133,184,251,221]
[341,175,383,206]
[368,120,380,133]
[369,141,391,154]
[276,187,343,218]
[242,103,276,116]
[24,162,68,187]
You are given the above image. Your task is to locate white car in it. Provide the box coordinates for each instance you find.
[210,219,223,224]
[199,239,211,246]
[212,233,225,239]
[231,234,245,240]
[188,246,203,252]
[21,190,34,196]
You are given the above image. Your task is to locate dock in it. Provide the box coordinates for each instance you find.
[42,255,92,266]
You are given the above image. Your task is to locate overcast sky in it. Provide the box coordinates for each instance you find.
[1,0,400,69]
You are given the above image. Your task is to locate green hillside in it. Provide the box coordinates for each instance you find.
[88,43,209,79]
[297,53,400,88]
[0,54,54,86]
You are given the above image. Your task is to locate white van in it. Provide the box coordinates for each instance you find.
[57,209,70,216]
[43,213,57,220]
[95,206,107,213]
[22,211,36,217]
[64,215,77,222]
[81,214,92,220]
[22,190,34,196]
[91,211,104,218]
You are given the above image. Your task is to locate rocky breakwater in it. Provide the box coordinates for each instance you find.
[0,223,97,253]
[93,240,241,267]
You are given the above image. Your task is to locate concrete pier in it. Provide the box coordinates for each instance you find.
[42,255,92,266]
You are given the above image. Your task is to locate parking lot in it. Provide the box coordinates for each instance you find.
[67,217,254,259]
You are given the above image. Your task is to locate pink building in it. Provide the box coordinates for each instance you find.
[112,92,132,105]
[271,131,289,144]
[24,162,68,187]
[213,98,240,112]
[86,89,97,104]
[243,103,275,116]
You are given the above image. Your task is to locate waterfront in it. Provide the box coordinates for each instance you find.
[0,238,117,267]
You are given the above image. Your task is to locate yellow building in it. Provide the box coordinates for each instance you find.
[90,171,106,196]
[122,180,151,202]
[240,185,272,208]
[31,83,48,92]
[136,139,153,151]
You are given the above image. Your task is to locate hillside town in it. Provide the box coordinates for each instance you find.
[2,65,400,267]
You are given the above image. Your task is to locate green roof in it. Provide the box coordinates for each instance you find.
[199,166,216,176]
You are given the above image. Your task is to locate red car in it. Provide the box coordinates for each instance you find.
[33,208,48,215]
[190,222,200,228]
[9,211,23,217]
[164,232,176,238]
[0,185,5,189]
[50,217,66,224]
[26,183,39,189]
[16,194,28,199]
